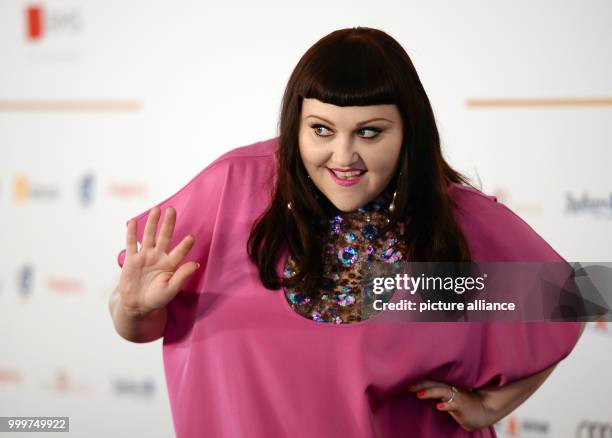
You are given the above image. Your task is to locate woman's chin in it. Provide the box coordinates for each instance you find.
[327,196,369,213]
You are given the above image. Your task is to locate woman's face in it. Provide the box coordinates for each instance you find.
[298,98,403,212]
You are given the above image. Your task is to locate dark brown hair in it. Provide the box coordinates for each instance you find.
[247,26,478,295]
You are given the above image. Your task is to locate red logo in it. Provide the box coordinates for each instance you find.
[26,5,44,40]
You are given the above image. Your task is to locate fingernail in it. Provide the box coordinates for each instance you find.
[436,403,445,409]
[196,263,201,269]
[416,390,426,397]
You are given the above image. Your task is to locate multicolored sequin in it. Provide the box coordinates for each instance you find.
[282,195,408,325]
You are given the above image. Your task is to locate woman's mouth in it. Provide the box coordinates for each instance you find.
[326,168,367,186]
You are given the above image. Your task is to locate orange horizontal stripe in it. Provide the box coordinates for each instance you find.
[467,98,612,107]
[0,99,142,111]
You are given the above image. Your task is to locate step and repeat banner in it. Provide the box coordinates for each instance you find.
[1,1,610,437]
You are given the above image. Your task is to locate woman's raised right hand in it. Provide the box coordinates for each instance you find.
[117,205,200,318]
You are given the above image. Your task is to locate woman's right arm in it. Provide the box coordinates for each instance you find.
[109,205,199,343]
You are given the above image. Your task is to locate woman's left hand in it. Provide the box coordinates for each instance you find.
[408,380,495,432]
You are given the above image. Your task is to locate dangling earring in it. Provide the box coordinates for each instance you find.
[389,191,397,212]
[388,171,401,212]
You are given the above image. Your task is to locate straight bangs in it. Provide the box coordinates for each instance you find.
[296,34,401,108]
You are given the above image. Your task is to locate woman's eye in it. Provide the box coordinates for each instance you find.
[310,124,381,138]
[358,127,382,138]
[312,124,333,137]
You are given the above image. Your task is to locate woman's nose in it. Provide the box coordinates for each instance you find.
[332,139,359,166]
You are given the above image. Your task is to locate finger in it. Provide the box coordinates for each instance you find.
[142,206,161,248]
[126,219,138,257]
[438,400,464,415]
[167,234,195,266]
[415,386,455,401]
[436,401,455,411]
[167,261,201,296]
[156,207,176,253]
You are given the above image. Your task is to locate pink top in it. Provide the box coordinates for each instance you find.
[117,137,582,438]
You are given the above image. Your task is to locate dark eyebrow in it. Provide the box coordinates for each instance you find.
[304,115,393,127]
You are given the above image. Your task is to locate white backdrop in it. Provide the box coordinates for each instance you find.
[1,1,610,437]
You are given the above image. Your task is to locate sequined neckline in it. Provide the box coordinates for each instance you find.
[282,194,406,325]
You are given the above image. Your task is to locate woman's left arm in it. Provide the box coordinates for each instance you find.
[409,322,585,432]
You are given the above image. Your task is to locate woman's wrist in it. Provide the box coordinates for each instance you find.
[109,289,167,342]
[475,387,513,425]
[476,364,558,425]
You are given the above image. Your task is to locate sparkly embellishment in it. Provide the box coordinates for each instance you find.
[311,311,323,322]
[336,292,356,307]
[381,248,402,263]
[361,224,379,241]
[384,237,398,247]
[283,266,295,278]
[330,215,343,234]
[287,291,310,306]
[366,245,375,254]
[344,231,357,243]
[338,246,358,266]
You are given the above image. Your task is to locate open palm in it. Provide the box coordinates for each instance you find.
[118,205,200,318]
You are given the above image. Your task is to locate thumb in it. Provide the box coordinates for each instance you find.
[167,262,200,296]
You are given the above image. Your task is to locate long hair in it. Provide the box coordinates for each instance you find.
[247,26,478,296]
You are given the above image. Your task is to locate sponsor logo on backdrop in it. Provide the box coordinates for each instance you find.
[13,175,59,201]
[0,369,22,384]
[47,277,83,294]
[18,265,34,298]
[565,191,612,219]
[494,414,551,437]
[25,5,43,40]
[576,420,612,438]
[112,378,156,398]
[25,5,83,41]
[79,173,95,206]
[492,188,543,216]
[108,181,148,198]
[43,369,91,395]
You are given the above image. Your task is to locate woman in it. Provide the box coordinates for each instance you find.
[109,27,584,437]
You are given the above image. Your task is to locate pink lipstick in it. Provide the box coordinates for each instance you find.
[326,168,367,187]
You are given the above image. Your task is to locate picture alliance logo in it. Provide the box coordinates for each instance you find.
[25,5,84,41]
